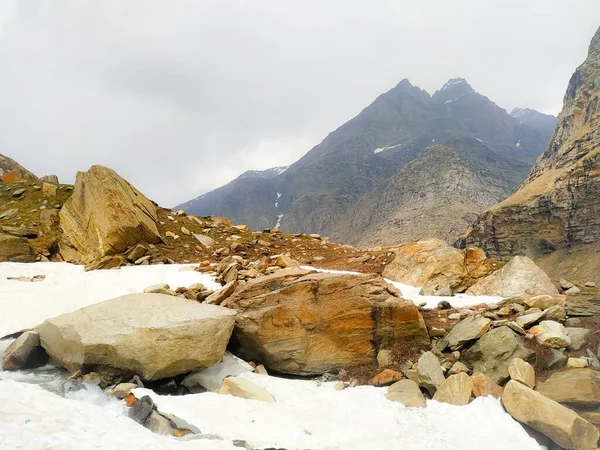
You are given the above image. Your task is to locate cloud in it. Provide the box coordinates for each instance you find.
[0,0,598,206]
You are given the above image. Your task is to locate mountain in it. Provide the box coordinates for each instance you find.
[510,108,558,131]
[459,26,600,279]
[0,154,38,181]
[177,78,556,245]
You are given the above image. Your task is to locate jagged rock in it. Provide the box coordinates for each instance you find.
[502,380,599,450]
[515,309,545,328]
[529,321,571,348]
[40,175,59,184]
[385,379,427,408]
[193,234,215,248]
[444,316,491,350]
[417,351,445,396]
[536,369,600,408]
[543,304,566,321]
[222,269,430,376]
[471,372,503,398]
[462,326,534,384]
[273,254,300,269]
[432,373,473,406]
[42,182,57,197]
[566,286,582,295]
[382,239,473,291]
[218,376,276,402]
[566,327,591,351]
[129,395,154,424]
[205,280,238,305]
[466,256,558,297]
[508,358,535,388]
[36,293,236,380]
[524,294,565,310]
[1,331,48,370]
[59,166,161,263]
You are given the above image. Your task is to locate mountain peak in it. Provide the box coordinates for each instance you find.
[439,78,474,93]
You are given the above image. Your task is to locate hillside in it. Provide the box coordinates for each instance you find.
[177,79,556,246]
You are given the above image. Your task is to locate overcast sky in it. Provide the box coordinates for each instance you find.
[0,1,598,206]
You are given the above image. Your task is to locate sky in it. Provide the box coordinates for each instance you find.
[0,1,598,207]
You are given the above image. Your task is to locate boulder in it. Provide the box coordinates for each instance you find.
[382,239,475,291]
[40,175,59,184]
[194,234,215,248]
[1,170,23,183]
[471,372,503,398]
[372,369,402,386]
[524,294,565,310]
[566,293,600,316]
[59,166,161,263]
[385,379,427,408]
[461,326,534,384]
[529,321,571,348]
[536,369,600,408]
[417,351,445,396]
[42,182,57,197]
[217,376,276,402]
[36,293,237,380]
[466,256,558,297]
[432,373,473,406]
[222,269,430,375]
[1,331,49,370]
[508,358,535,388]
[444,316,491,350]
[0,234,35,262]
[566,327,591,351]
[502,380,599,450]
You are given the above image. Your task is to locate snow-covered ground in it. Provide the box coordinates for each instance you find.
[0,262,536,450]
[0,262,220,338]
[300,266,503,309]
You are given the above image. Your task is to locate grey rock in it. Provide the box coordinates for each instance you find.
[111,382,137,399]
[129,395,154,424]
[127,244,148,262]
[434,287,452,297]
[462,326,534,384]
[565,286,581,295]
[417,351,445,396]
[585,281,597,287]
[566,327,590,351]
[559,279,574,290]
[444,316,491,350]
[194,234,215,248]
[437,301,452,310]
[145,411,174,435]
[1,331,48,370]
[566,293,600,316]
[12,188,26,198]
[515,309,545,328]
[0,208,18,221]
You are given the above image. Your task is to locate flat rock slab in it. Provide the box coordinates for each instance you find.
[536,369,600,408]
[37,293,237,380]
[566,293,600,316]
[444,316,491,350]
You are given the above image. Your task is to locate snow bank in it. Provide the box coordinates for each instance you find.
[0,380,236,450]
[0,262,220,337]
[134,372,540,450]
[300,266,502,309]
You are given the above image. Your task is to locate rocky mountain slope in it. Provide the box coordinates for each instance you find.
[177,79,555,246]
[460,26,600,280]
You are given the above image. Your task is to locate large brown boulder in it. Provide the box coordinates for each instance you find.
[466,256,558,297]
[36,293,237,381]
[536,369,600,408]
[502,380,599,450]
[59,166,161,263]
[381,239,491,292]
[222,269,430,375]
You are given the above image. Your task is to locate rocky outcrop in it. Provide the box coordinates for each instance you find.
[381,239,492,292]
[36,293,237,381]
[0,154,38,182]
[460,27,600,269]
[59,166,162,263]
[503,380,599,450]
[0,234,35,262]
[222,269,430,375]
[466,256,558,297]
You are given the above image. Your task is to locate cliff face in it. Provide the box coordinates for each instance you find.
[460,27,600,265]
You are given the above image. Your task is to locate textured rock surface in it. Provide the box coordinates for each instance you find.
[502,380,599,450]
[1,331,48,370]
[417,351,446,396]
[466,256,558,297]
[508,358,535,388]
[536,369,600,408]
[0,233,35,262]
[36,293,237,380]
[432,373,473,406]
[529,321,571,349]
[385,379,427,408]
[222,269,429,375]
[471,372,503,398]
[381,239,491,291]
[59,166,161,263]
[0,153,38,181]
[461,27,600,274]
[462,326,534,383]
[444,316,491,350]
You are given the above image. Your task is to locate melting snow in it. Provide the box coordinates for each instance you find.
[275,213,284,228]
[373,143,401,154]
[516,140,521,148]
[440,79,466,91]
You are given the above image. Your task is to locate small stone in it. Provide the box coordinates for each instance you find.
[129,396,154,424]
[508,358,535,388]
[566,357,588,368]
[445,316,491,350]
[529,320,571,348]
[112,383,138,399]
[180,226,191,236]
[432,373,473,406]
[471,372,503,398]
[12,188,26,198]
[255,364,268,375]
[448,313,461,320]
[434,287,452,297]
[127,244,148,262]
[585,281,596,288]
[565,286,581,295]
[429,327,446,338]
[448,361,470,375]
[372,369,402,386]
[419,287,435,296]
[143,283,173,295]
[566,327,590,350]
[218,377,276,402]
[515,309,545,328]
[437,300,452,310]
[386,379,427,408]
[559,279,574,290]
[333,381,345,391]
[524,294,563,310]
[377,349,394,368]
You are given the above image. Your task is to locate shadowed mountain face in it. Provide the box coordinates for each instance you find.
[177,78,556,245]
[459,26,600,280]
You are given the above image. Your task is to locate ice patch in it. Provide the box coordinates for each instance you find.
[516,140,521,148]
[275,213,284,228]
[373,143,401,154]
[440,79,466,91]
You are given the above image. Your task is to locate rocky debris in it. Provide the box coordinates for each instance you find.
[566,327,591,351]
[205,280,237,305]
[381,239,491,292]
[1,331,49,370]
[432,373,473,406]
[0,234,35,262]
[524,294,565,310]
[40,175,59,184]
[471,372,503,398]
[36,293,237,381]
[536,369,600,408]
[217,377,276,402]
[372,369,403,386]
[444,316,491,350]
[417,351,445,396]
[462,326,534,383]
[143,283,175,295]
[0,208,18,221]
[110,383,138,399]
[385,379,427,408]
[515,309,546,328]
[182,352,254,393]
[503,380,599,450]
[222,269,429,375]
[529,321,571,348]
[508,358,535,389]
[448,361,470,375]
[126,244,148,262]
[566,293,600,316]
[59,166,162,263]
[466,256,558,297]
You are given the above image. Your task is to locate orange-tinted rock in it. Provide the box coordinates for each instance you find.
[471,372,504,398]
[2,170,23,183]
[372,369,403,386]
[223,269,430,375]
[124,394,137,407]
